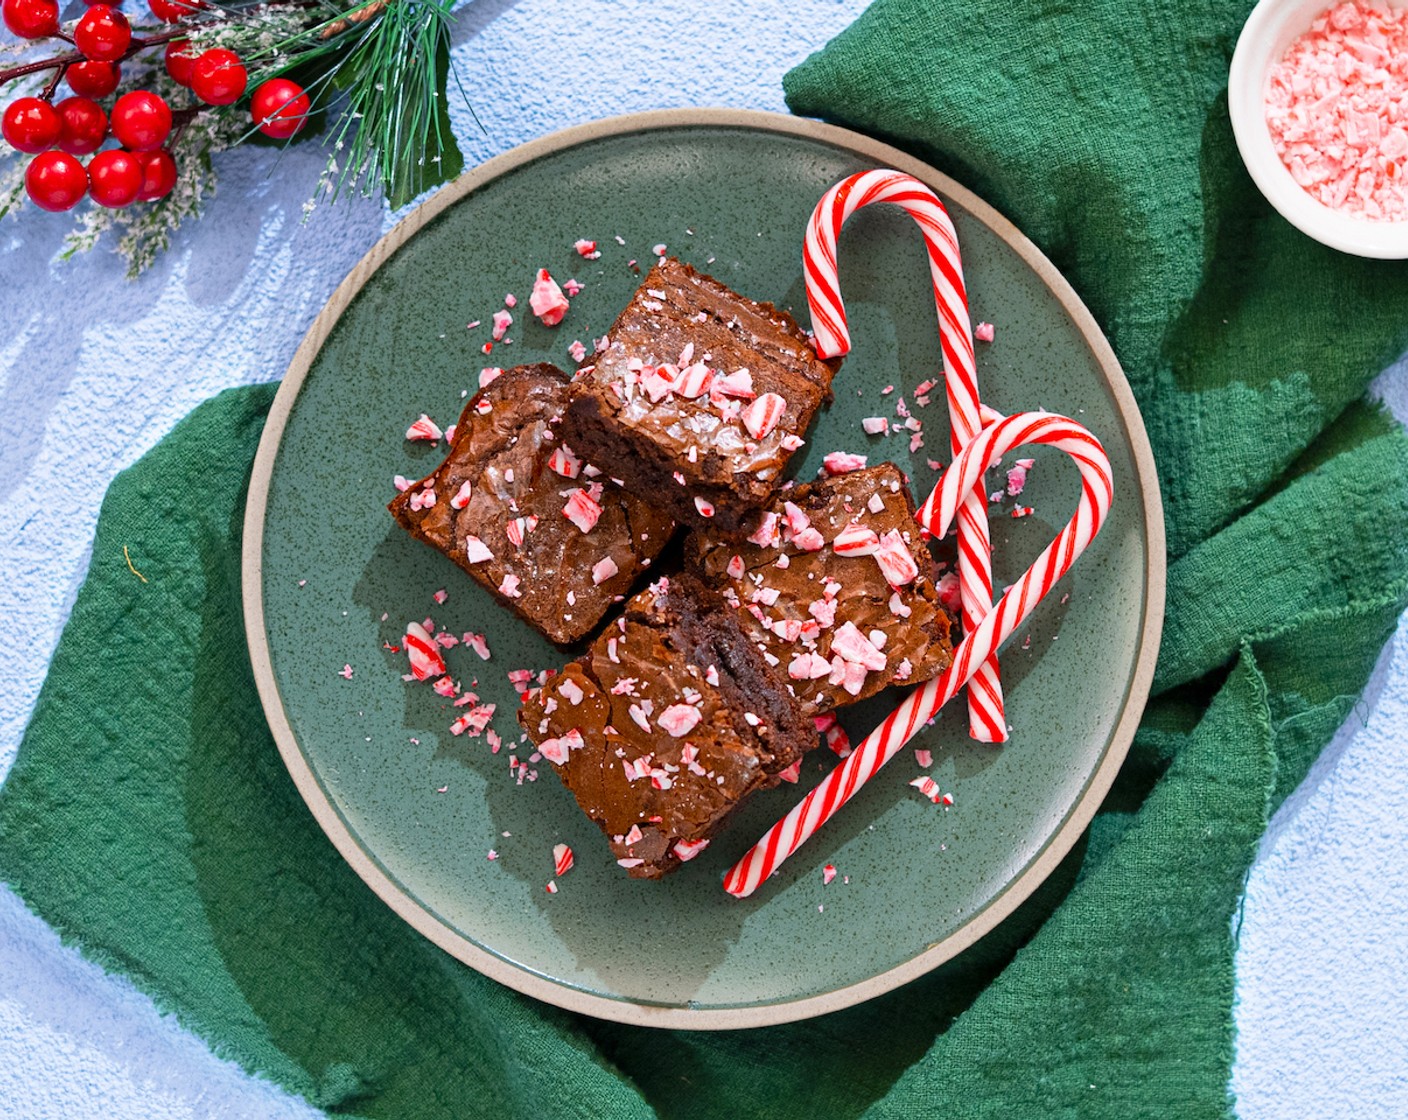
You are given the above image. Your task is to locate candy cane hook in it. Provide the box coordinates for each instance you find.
[804,169,1006,743]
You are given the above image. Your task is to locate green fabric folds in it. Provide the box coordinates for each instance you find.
[4,1,1408,1116]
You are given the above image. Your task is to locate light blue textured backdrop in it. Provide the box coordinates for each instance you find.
[2,1,1406,1116]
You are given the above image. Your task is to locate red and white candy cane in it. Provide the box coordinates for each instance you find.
[804,169,1006,744]
[723,411,1114,898]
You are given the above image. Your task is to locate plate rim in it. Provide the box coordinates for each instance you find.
[242,107,1166,1030]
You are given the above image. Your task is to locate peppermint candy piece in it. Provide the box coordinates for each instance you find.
[405,414,442,442]
[672,838,710,862]
[657,703,701,737]
[873,529,920,587]
[831,621,887,671]
[531,269,570,326]
[562,488,602,533]
[741,392,786,440]
[822,452,867,475]
[463,535,494,563]
[832,523,880,556]
[591,556,619,585]
[403,621,446,681]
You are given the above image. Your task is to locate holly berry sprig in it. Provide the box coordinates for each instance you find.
[2,0,315,213]
[2,0,466,274]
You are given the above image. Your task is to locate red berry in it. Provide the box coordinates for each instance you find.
[148,0,203,20]
[67,60,121,99]
[189,48,247,106]
[251,78,310,140]
[164,39,197,86]
[74,5,131,63]
[135,148,177,201]
[25,151,87,212]
[111,90,172,152]
[87,149,144,208]
[55,97,108,156]
[2,97,62,154]
[2,0,58,37]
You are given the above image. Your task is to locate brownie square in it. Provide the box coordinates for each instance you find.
[389,363,676,647]
[560,258,840,533]
[685,463,954,716]
[516,574,816,879]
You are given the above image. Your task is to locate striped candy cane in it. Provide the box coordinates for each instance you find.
[804,169,1006,744]
[723,411,1114,898]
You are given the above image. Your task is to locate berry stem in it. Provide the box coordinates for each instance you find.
[39,62,69,101]
[167,104,207,150]
[0,28,187,90]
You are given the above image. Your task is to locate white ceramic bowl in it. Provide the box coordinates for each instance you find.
[1229,0,1408,258]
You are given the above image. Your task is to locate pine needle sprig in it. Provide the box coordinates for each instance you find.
[238,0,467,207]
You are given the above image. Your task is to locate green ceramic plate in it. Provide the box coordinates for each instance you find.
[243,110,1164,1029]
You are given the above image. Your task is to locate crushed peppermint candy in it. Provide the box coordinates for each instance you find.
[491,309,513,341]
[591,556,619,585]
[568,339,588,363]
[914,748,933,768]
[403,621,446,680]
[833,523,880,556]
[1267,1,1408,221]
[574,238,601,259]
[822,864,837,885]
[873,529,920,586]
[741,392,786,439]
[861,416,889,435]
[545,881,558,894]
[530,268,571,326]
[563,488,603,533]
[936,571,961,612]
[498,573,522,598]
[909,776,943,803]
[338,664,354,680]
[479,366,503,389]
[747,512,781,548]
[463,535,494,563]
[548,444,582,478]
[673,838,709,862]
[832,621,888,671]
[464,632,491,660]
[975,321,995,342]
[405,414,442,442]
[553,843,574,877]
[1007,457,1033,496]
[658,703,703,737]
[694,496,716,518]
[822,451,868,475]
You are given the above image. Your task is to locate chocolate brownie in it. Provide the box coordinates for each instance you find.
[686,463,954,716]
[517,574,815,879]
[560,258,840,533]
[389,363,675,647]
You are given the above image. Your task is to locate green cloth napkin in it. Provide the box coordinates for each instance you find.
[6,0,1408,1115]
